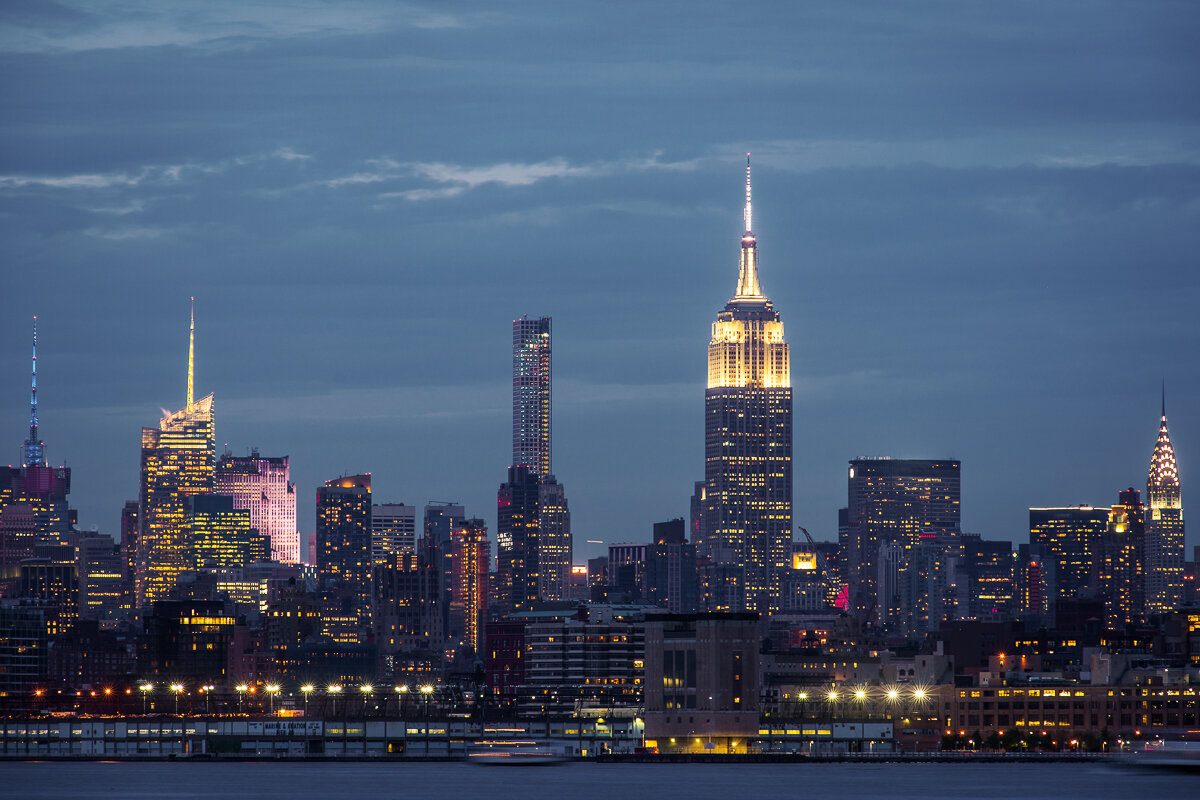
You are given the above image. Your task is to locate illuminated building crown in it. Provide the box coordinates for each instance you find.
[1148,383,1181,509]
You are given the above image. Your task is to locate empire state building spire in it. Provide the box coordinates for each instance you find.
[21,315,46,467]
[733,153,765,302]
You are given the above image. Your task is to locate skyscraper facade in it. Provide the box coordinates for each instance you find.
[371,502,418,564]
[496,465,540,613]
[136,301,214,607]
[503,316,571,605]
[845,458,961,622]
[214,449,298,563]
[449,517,489,653]
[536,475,571,601]
[315,474,373,631]
[1029,505,1109,601]
[512,316,552,478]
[1146,390,1184,614]
[188,494,269,568]
[1099,488,1147,627]
[700,157,793,614]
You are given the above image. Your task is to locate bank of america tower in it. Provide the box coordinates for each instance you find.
[699,157,793,614]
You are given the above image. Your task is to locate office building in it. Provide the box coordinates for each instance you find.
[214,449,298,563]
[1015,543,1056,626]
[316,474,373,642]
[700,158,793,614]
[77,533,125,625]
[1029,505,1109,600]
[496,465,540,613]
[645,519,699,614]
[188,494,269,568]
[137,300,215,607]
[371,502,417,564]
[1098,488,1147,628]
[1146,389,1185,614]
[449,518,489,653]
[845,458,960,621]
[513,316,552,478]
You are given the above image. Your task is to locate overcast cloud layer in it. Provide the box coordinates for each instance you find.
[1,1,1198,556]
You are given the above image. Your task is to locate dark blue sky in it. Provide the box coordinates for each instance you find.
[2,1,1198,557]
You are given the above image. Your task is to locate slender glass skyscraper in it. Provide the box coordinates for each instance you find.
[701,157,793,614]
[513,316,552,478]
[1146,386,1184,613]
[500,316,572,606]
[136,299,214,607]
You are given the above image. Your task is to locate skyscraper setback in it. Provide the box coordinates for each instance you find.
[699,157,793,614]
[136,300,214,607]
[497,316,572,608]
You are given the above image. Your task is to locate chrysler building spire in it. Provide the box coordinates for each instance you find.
[1149,381,1181,509]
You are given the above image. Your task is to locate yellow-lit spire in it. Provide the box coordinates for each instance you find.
[187,296,195,408]
[733,153,765,302]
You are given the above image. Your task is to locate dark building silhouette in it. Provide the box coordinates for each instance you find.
[845,458,961,622]
[316,474,372,643]
[496,465,540,613]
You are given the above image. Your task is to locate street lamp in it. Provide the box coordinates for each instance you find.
[170,683,184,715]
[139,683,153,714]
[199,685,215,714]
[301,684,315,716]
[235,684,249,713]
[419,685,434,754]
[328,684,342,717]
[265,684,281,715]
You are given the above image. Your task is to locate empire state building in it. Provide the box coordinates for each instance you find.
[700,157,793,614]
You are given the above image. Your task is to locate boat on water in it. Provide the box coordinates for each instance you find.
[466,740,566,766]
[1120,733,1200,771]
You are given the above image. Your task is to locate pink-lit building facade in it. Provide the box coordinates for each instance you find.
[214,449,299,563]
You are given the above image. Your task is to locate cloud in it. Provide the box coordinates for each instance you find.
[0,1,471,54]
[324,151,699,201]
[0,147,311,193]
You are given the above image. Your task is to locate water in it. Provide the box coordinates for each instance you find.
[0,761,1191,799]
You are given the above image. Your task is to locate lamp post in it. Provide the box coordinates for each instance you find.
[301,684,314,716]
[235,684,249,713]
[265,684,281,715]
[170,683,184,715]
[328,685,342,718]
[199,685,215,715]
[420,685,434,755]
[139,683,153,714]
[360,684,374,717]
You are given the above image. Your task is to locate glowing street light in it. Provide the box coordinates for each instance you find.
[235,683,249,713]
[885,688,900,702]
[419,684,434,695]
[826,690,839,702]
[170,683,185,714]
[912,688,928,702]
[328,684,342,717]
[853,688,868,702]
[301,684,315,716]
[265,683,281,715]
[139,683,153,714]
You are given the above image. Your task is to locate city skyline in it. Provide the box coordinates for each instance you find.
[0,278,1193,559]
[2,3,1198,560]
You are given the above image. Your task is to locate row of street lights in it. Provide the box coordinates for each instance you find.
[132,681,439,716]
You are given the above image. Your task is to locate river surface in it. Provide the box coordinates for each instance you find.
[0,761,1191,799]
